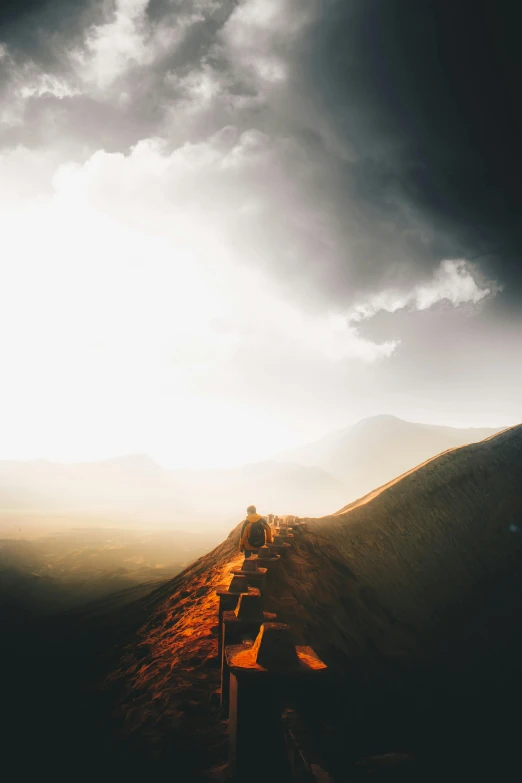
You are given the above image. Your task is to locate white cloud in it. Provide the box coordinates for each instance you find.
[160,0,315,131]
[0,127,404,465]
[0,0,212,109]
[0,118,504,467]
[40,126,392,367]
[0,44,80,128]
[168,64,224,108]
[68,0,193,90]
[1,133,493,419]
[300,259,498,365]
[415,259,495,309]
[350,259,497,322]
[18,73,81,99]
[73,0,152,88]
[0,0,315,144]
[320,315,399,361]
[221,0,312,87]
[0,3,512,468]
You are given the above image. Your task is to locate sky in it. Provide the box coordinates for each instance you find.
[0,0,521,469]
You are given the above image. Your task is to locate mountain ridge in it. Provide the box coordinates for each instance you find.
[0,455,347,523]
[275,414,505,502]
[0,416,507,527]
[106,423,522,777]
[3,424,522,780]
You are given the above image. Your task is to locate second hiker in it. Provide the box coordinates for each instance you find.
[239,505,273,558]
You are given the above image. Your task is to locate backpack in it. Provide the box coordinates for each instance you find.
[248,520,266,549]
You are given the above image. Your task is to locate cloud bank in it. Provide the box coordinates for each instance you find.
[0,1,519,467]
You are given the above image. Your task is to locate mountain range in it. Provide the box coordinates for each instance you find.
[0,416,503,528]
[110,422,522,778]
[276,414,501,501]
[0,454,346,527]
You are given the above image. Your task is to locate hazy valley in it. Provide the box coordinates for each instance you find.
[0,523,217,619]
[0,415,502,620]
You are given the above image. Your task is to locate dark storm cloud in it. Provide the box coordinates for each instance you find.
[0,0,520,461]
[0,0,55,29]
[298,0,522,302]
[1,0,519,309]
[0,1,242,153]
[0,0,101,62]
[0,0,110,150]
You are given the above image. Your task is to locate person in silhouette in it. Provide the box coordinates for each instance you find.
[239,505,273,557]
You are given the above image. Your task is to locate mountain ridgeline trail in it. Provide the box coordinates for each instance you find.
[102,423,522,780]
[3,424,522,781]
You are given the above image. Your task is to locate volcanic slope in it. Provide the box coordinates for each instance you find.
[101,424,522,779]
[9,425,522,781]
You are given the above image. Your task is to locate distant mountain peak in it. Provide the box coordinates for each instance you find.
[77,454,162,471]
[358,413,402,423]
[351,414,404,428]
[103,454,161,468]
[275,415,505,504]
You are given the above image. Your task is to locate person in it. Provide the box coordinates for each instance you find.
[239,505,273,557]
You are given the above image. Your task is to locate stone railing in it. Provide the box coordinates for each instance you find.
[212,517,332,781]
